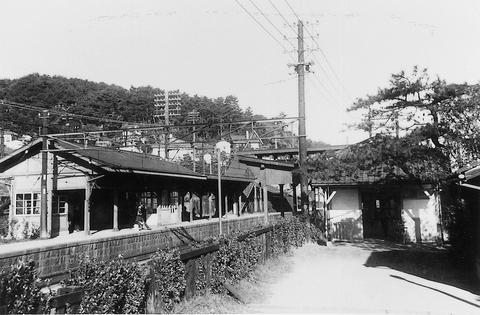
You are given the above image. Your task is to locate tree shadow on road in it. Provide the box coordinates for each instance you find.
[358,240,480,296]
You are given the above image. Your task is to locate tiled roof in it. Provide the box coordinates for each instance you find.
[310,165,408,186]
[56,140,205,179]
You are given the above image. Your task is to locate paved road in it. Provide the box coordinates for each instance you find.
[249,241,480,314]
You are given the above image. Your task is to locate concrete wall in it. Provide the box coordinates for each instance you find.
[402,194,439,243]
[330,188,360,210]
[0,213,288,279]
[329,188,363,241]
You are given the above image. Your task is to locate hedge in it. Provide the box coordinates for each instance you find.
[0,215,324,314]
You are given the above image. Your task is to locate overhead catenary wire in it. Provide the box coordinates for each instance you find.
[234,0,295,62]
[247,0,296,50]
[283,0,351,102]
[265,0,344,108]
[309,74,339,106]
[1,98,301,150]
[0,99,152,126]
[268,0,297,34]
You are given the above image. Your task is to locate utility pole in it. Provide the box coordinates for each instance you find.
[154,90,181,160]
[164,91,170,159]
[187,110,200,172]
[296,20,309,214]
[40,109,49,238]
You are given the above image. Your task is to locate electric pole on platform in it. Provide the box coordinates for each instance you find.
[40,109,49,238]
[187,110,200,172]
[296,20,309,214]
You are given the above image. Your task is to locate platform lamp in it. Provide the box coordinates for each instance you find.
[215,140,231,235]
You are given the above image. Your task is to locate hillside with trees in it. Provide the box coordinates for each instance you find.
[0,74,259,136]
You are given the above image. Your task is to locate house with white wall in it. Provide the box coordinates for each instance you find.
[311,166,442,243]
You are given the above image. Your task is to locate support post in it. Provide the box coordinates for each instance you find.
[261,165,268,223]
[292,182,298,213]
[0,127,4,158]
[217,150,222,235]
[263,185,268,224]
[84,180,91,235]
[40,109,49,238]
[190,193,194,222]
[279,184,285,217]
[260,187,264,213]
[254,186,258,212]
[209,193,212,220]
[296,20,309,214]
[113,190,119,231]
[224,195,228,216]
[238,194,242,217]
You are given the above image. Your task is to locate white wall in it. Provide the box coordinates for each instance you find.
[2,152,88,235]
[402,193,440,243]
[330,188,360,210]
[328,187,363,240]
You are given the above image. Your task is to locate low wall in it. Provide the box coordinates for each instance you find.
[0,213,289,280]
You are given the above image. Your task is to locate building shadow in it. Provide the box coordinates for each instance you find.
[389,275,480,309]
[362,243,480,296]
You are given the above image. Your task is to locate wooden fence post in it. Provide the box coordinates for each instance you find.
[146,266,163,314]
[49,286,84,314]
[184,259,197,299]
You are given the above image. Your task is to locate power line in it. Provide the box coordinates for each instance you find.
[0,99,152,126]
[247,0,296,50]
[46,116,300,137]
[283,0,301,21]
[309,36,352,102]
[310,73,340,106]
[283,0,351,102]
[310,54,346,103]
[268,0,297,34]
[281,0,346,103]
[234,0,293,59]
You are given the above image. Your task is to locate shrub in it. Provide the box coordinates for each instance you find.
[209,232,262,293]
[63,256,148,314]
[2,218,40,240]
[0,260,44,314]
[149,249,186,312]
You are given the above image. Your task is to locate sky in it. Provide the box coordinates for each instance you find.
[1,0,480,145]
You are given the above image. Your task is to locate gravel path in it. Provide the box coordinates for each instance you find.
[249,241,480,314]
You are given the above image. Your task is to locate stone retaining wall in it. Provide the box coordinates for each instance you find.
[0,213,289,279]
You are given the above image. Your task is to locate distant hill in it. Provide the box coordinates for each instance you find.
[0,73,260,137]
[0,73,328,151]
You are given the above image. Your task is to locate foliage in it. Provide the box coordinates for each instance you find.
[441,184,476,265]
[149,249,186,312]
[207,216,323,294]
[344,66,480,264]
[0,218,40,241]
[308,133,451,184]
[210,233,264,293]
[62,256,148,314]
[0,73,283,148]
[0,260,46,314]
[348,66,480,170]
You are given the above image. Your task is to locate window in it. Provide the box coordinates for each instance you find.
[170,191,179,205]
[53,195,68,214]
[15,193,40,215]
[140,192,158,209]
